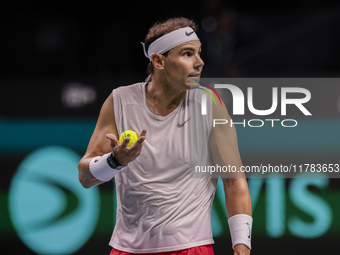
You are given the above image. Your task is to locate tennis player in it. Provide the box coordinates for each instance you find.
[78,17,252,255]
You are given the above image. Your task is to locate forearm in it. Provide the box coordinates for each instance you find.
[78,156,105,189]
[224,178,252,254]
[224,178,252,217]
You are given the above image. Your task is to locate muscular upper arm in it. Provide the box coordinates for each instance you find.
[209,102,252,216]
[208,101,244,179]
[78,92,118,188]
[84,92,118,158]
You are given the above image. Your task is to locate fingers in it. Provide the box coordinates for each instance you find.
[120,137,130,150]
[136,129,147,140]
[131,129,147,150]
[106,133,119,148]
[107,130,147,151]
[140,129,147,137]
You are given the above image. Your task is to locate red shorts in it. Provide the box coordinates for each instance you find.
[109,245,214,255]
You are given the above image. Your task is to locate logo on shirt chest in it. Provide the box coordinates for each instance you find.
[177,117,191,128]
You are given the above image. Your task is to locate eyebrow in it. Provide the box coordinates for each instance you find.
[180,47,202,53]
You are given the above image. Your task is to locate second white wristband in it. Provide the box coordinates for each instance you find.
[228,214,253,250]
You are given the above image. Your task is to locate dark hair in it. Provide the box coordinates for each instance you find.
[144,17,198,75]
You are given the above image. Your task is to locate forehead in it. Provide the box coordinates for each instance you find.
[172,40,201,51]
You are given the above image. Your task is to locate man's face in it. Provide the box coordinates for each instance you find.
[162,40,204,89]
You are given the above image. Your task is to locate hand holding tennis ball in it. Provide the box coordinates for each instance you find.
[106,129,146,166]
[119,130,138,147]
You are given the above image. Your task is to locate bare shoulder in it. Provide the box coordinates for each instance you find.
[211,100,232,131]
[96,91,117,136]
[99,92,114,121]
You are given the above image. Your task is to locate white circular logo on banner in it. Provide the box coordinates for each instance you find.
[9,146,100,255]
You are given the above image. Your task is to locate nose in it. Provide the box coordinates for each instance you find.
[194,54,204,69]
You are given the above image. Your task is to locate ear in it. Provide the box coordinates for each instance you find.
[151,53,165,70]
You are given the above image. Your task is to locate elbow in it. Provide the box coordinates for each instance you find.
[78,173,93,189]
[78,161,94,189]
[78,158,104,188]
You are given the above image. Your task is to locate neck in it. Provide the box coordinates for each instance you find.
[145,75,186,116]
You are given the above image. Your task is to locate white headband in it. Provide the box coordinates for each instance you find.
[141,26,200,61]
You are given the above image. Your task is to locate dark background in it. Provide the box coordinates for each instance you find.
[2,0,340,119]
[1,0,340,254]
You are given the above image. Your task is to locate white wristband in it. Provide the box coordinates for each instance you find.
[89,153,121,182]
[228,214,252,250]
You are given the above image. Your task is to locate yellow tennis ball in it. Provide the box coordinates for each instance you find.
[119,130,138,147]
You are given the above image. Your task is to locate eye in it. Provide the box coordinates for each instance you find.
[183,52,192,57]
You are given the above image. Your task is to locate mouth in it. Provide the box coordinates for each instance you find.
[188,73,201,78]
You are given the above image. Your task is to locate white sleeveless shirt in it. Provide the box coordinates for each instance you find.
[109,82,217,253]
